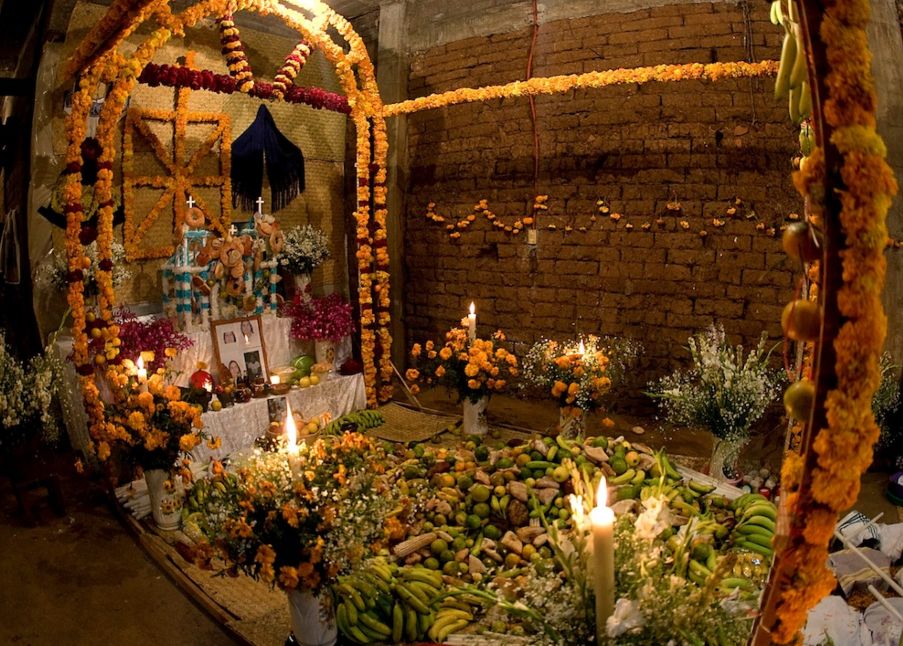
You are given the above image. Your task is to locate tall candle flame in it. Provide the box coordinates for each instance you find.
[136,356,144,371]
[596,476,608,509]
[270,375,281,385]
[285,403,298,454]
[578,339,586,356]
[469,302,475,316]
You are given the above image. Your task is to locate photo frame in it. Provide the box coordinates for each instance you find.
[211,315,269,384]
[267,397,288,424]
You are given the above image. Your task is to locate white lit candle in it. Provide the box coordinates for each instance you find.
[204,381,213,393]
[285,402,298,455]
[578,339,586,356]
[136,356,148,393]
[270,375,281,386]
[467,302,477,341]
[590,476,615,642]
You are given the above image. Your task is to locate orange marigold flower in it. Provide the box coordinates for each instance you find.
[278,566,299,590]
[464,363,480,378]
[467,379,479,390]
[405,368,420,381]
[411,343,421,357]
[163,385,181,401]
[435,366,446,378]
[439,347,453,360]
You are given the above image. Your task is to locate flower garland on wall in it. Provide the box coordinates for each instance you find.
[422,195,820,243]
[137,62,351,113]
[758,0,899,642]
[383,60,779,117]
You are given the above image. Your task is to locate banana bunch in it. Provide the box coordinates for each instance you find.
[322,409,385,435]
[730,493,778,559]
[333,561,470,644]
[771,0,811,124]
[334,559,399,644]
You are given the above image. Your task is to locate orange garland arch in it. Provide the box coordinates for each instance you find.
[62,1,894,643]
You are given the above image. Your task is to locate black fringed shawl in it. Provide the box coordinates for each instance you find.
[231,105,305,212]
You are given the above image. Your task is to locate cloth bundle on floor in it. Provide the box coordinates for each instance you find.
[231,105,305,212]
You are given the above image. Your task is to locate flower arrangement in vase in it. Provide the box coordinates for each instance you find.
[35,240,131,297]
[277,224,330,300]
[407,328,517,435]
[113,307,193,372]
[0,330,62,454]
[647,324,781,481]
[282,293,354,369]
[186,433,396,645]
[522,335,627,437]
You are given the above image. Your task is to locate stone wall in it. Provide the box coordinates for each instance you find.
[401,0,801,386]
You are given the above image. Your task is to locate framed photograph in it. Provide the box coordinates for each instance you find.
[211,315,270,384]
[267,397,288,424]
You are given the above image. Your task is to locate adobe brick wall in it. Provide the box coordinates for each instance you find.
[402,1,801,391]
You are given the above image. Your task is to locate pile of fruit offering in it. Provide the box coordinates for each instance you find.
[330,434,778,644]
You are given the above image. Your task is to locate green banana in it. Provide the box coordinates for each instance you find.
[689,559,712,580]
[404,606,418,642]
[743,532,775,549]
[396,584,430,614]
[742,503,777,522]
[546,445,558,462]
[736,540,774,558]
[400,567,442,588]
[346,624,371,644]
[706,550,718,572]
[662,454,682,480]
[775,30,796,99]
[418,610,434,637]
[391,602,403,642]
[735,523,774,538]
[609,468,636,485]
[337,583,366,612]
[719,577,755,592]
[408,580,441,603]
[688,480,716,495]
[631,470,646,485]
[436,618,469,642]
[336,601,350,634]
[525,460,558,471]
[345,599,359,626]
[359,612,391,638]
[355,623,386,642]
[789,84,802,123]
[799,80,812,120]
[789,25,807,89]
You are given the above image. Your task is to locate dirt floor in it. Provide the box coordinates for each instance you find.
[0,451,238,646]
[0,392,898,644]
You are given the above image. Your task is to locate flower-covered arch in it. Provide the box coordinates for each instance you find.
[63,0,395,461]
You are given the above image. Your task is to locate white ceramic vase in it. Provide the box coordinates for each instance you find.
[462,396,489,436]
[287,588,337,646]
[144,468,184,531]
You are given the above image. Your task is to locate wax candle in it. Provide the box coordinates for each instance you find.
[136,356,148,393]
[590,476,615,643]
[467,302,477,341]
[578,339,586,356]
[270,375,281,386]
[285,402,298,455]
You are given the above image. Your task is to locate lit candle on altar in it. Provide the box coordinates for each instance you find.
[590,476,615,642]
[204,381,213,393]
[285,403,298,455]
[136,356,148,392]
[467,302,476,341]
[270,375,281,386]
[578,339,586,356]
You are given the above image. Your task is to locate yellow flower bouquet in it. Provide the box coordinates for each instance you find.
[408,328,518,404]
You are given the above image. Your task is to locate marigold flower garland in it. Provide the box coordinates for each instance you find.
[384,60,778,117]
[272,39,312,100]
[217,14,254,94]
[760,0,898,642]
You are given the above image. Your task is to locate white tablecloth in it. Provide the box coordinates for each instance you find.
[191,373,366,462]
[55,315,356,460]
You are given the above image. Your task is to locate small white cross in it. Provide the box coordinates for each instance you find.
[229,224,238,236]
[255,196,264,213]
[187,195,196,209]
